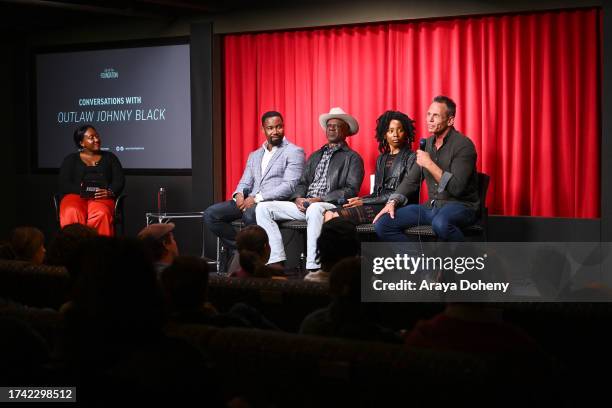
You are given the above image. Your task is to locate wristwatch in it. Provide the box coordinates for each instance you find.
[386,198,398,207]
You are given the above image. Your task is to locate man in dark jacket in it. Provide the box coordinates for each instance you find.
[373,96,479,241]
[256,107,364,272]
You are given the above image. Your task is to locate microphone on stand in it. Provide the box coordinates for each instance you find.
[416,138,427,245]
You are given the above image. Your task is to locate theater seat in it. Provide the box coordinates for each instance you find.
[166,323,562,406]
[0,260,69,309]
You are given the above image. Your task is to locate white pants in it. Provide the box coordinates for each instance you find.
[256,201,336,270]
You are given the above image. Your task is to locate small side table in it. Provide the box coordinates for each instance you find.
[145,211,206,258]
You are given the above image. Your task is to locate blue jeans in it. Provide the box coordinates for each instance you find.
[375,203,476,242]
[203,200,257,250]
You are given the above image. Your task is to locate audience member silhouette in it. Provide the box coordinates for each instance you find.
[232,225,285,279]
[9,226,46,264]
[403,303,540,353]
[46,223,97,268]
[0,316,50,385]
[60,236,222,405]
[161,255,251,328]
[300,257,401,343]
[137,222,179,276]
[304,218,361,283]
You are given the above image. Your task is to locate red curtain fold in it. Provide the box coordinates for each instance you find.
[223,8,601,218]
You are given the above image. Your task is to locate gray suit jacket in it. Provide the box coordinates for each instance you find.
[233,138,305,201]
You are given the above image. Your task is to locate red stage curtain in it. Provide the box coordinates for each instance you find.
[223,8,601,218]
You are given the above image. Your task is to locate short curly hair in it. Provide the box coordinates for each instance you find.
[375,111,416,153]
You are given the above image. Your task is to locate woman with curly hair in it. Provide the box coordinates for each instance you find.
[324,110,419,224]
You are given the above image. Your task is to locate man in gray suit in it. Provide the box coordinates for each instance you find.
[204,111,305,253]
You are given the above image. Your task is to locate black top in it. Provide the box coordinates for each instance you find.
[59,151,125,196]
[363,146,418,206]
[384,153,396,171]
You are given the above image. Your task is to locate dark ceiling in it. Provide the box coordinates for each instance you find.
[0,0,258,30]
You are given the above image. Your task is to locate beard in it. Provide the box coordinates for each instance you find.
[268,135,283,146]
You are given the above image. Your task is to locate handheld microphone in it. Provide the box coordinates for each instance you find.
[419,138,426,151]
[337,197,347,207]
[243,188,251,197]
[303,200,310,209]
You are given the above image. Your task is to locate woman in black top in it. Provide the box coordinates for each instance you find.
[59,125,124,236]
[324,111,417,224]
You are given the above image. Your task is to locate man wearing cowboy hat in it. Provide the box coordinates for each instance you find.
[256,107,364,273]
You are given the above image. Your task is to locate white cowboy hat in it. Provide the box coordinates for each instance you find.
[319,107,359,136]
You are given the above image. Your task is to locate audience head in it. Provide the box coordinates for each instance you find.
[46,223,97,270]
[9,226,45,264]
[138,223,179,264]
[161,256,209,313]
[329,256,361,302]
[375,110,416,153]
[236,225,274,277]
[316,218,360,272]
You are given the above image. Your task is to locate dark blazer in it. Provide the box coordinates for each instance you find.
[291,143,364,204]
[362,146,419,206]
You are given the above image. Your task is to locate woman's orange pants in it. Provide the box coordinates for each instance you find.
[59,194,115,236]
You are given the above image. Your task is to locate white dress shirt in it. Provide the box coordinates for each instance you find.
[255,143,278,202]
